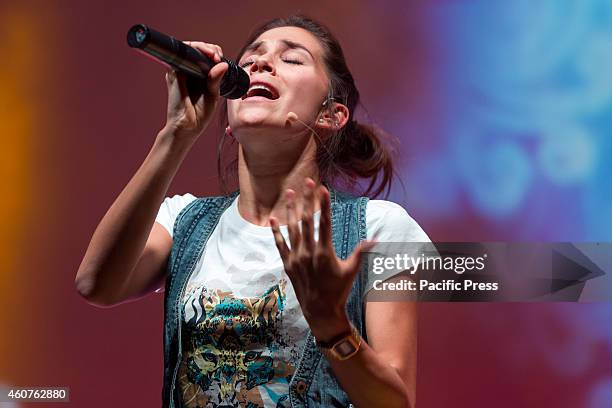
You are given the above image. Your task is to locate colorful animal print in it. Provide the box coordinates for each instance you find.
[178,279,298,407]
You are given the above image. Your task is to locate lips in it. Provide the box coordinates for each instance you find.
[242,80,279,100]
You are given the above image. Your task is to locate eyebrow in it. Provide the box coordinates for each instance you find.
[243,39,315,60]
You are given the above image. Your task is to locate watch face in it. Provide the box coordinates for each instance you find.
[335,340,357,356]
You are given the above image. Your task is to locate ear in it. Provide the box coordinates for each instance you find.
[317,102,349,130]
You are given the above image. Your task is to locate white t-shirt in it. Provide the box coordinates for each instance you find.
[155,193,430,408]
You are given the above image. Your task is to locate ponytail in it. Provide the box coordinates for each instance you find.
[318,119,395,198]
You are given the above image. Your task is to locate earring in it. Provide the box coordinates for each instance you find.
[225,126,234,138]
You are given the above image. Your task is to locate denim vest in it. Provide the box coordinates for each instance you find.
[161,188,369,407]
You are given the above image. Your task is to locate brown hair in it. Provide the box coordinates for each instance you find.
[218,15,396,198]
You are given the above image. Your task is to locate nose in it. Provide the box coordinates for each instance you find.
[249,53,275,75]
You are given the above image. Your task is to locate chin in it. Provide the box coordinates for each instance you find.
[232,107,272,124]
[232,122,275,142]
[235,111,285,130]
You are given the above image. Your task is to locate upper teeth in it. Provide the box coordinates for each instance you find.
[249,84,273,94]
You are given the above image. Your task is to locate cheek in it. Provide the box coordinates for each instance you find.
[289,73,326,102]
[292,72,329,111]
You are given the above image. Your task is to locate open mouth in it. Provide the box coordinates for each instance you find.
[242,82,279,100]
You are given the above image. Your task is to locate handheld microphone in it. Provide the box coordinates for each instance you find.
[127,24,250,99]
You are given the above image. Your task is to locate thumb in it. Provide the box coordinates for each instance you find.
[346,239,377,274]
[206,62,229,96]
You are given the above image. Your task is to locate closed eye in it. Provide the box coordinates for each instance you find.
[238,59,303,68]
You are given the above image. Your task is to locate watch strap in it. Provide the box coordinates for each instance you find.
[316,325,362,361]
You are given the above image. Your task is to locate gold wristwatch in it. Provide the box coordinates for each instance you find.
[316,325,362,361]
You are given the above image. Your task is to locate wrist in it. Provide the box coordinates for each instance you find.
[316,323,362,361]
[308,311,352,344]
[155,127,196,153]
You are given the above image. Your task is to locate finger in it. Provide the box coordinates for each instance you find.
[206,62,229,96]
[165,68,175,84]
[174,70,192,104]
[318,185,332,248]
[302,178,316,252]
[269,217,290,263]
[165,68,181,92]
[358,239,378,254]
[346,240,377,276]
[165,69,178,99]
[212,44,223,59]
[285,189,301,250]
[185,41,223,63]
[182,41,227,98]
[185,41,218,61]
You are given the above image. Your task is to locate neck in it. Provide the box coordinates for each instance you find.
[236,135,323,226]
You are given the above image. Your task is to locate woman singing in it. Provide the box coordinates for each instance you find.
[76,15,430,408]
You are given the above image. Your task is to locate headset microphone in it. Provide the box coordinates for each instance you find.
[285,111,323,138]
[284,110,342,176]
[286,112,330,126]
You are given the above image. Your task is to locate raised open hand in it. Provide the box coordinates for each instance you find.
[269,178,375,342]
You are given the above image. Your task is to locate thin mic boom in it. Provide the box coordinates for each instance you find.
[286,112,344,177]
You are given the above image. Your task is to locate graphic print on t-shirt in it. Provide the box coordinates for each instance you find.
[156,194,432,407]
[178,279,298,408]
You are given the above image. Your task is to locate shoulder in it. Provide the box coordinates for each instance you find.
[159,191,238,218]
[366,199,431,242]
[162,193,198,207]
[159,193,198,215]
[155,193,198,237]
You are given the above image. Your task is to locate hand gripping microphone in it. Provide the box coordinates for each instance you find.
[127,24,250,99]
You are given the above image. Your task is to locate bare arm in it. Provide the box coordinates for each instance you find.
[75,41,229,307]
[270,181,416,407]
[75,133,192,306]
[320,299,417,408]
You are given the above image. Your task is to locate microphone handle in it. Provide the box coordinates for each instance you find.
[127,24,249,99]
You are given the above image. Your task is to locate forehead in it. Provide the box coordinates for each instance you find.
[248,26,324,58]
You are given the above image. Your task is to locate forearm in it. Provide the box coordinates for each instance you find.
[75,129,192,303]
[310,315,412,408]
[326,340,411,408]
